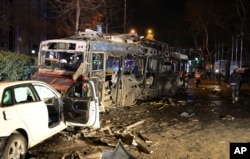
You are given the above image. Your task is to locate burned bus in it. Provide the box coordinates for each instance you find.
[32,29,189,110]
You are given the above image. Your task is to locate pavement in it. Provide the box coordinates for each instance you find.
[188,78,226,90]
[187,77,250,97]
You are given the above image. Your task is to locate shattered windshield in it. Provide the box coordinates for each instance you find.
[40,51,83,71]
[106,56,136,72]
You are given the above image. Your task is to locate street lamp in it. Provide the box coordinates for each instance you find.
[235,33,244,68]
[130,29,136,34]
[124,0,126,33]
[240,32,244,68]
[146,29,154,40]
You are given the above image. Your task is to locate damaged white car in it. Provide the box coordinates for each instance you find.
[0,80,100,159]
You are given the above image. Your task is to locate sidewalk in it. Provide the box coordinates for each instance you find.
[187,78,250,97]
[188,78,226,90]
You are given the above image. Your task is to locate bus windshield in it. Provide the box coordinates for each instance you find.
[40,51,83,71]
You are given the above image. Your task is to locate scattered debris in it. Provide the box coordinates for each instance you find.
[188,118,199,122]
[137,133,153,144]
[177,100,186,106]
[126,120,145,131]
[180,112,195,118]
[85,152,102,159]
[158,105,166,110]
[220,115,235,121]
[133,135,153,154]
[100,125,114,135]
[27,78,250,159]
[134,141,152,154]
[61,151,82,159]
[167,97,176,106]
[101,140,136,159]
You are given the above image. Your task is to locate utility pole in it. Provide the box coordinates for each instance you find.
[221,42,223,60]
[240,32,243,68]
[217,44,220,60]
[76,0,80,32]
[235,35,238,63]
[231,37,234,63]
[123,0,126,33]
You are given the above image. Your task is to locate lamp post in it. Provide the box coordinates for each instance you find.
[231,36,234,63]
[235,34,239,64]
[130,29,135,34]
[240,32,243,68]
[235,33,243,68]
[123,0,126,33]
[221,42,223,60]
[146,29,154,40]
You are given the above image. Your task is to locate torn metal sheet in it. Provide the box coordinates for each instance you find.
[101,140,136,159]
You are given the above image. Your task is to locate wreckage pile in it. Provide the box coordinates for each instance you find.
[74,97,184,158]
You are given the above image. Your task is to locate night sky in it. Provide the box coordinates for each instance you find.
[128,0,186,44]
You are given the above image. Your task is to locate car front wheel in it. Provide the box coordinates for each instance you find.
[2,134,27,159]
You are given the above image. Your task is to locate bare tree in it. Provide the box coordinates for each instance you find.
[0,1,47,53]
[48,0,104,34]
[185,0,246,72]
[48,0,130,36]
[100,0,122,33]
[185,0,217,71]
[236,0,247,32]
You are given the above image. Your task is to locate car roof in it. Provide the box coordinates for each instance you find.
[0,80,61,97]
[0,80,49,88]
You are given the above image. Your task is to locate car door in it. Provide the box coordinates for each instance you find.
[63,80,100,128]
[11,84,49,142]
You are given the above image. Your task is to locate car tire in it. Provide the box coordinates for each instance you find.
[1,134,27,159]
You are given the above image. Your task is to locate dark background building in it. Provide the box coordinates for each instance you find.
[0,0,47,55]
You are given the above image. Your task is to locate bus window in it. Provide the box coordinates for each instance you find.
[92,53,104,70]
[106,56,120,72]
[148,58,157,71]
[124,56,134,72]
[41,51,83,71]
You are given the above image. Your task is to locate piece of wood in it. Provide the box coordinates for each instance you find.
[134,137,153,154]
[137,133,152,144]
[159,105,165,110]
[126,120,145,130]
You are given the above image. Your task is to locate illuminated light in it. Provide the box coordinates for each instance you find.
[130,29,136,34]
[97,24,102,34]
[60,59,67,63]
[146,29,154,40]
[31,50,36,54]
